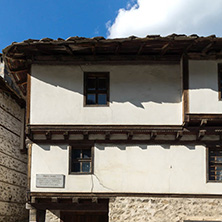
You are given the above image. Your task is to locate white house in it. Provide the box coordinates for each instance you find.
[3,34,222,222]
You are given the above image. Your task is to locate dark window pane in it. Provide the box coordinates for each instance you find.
[86,94,96,104]
[72,149,81,159]
[72,163,80,172]
[98,78,107,90]
[82,149,91,158]
[87,78,96,90]
[82,162,90,172]
[98,94,107,105]
[215,156,222,163]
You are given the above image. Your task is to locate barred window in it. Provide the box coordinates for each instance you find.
[70,146,93,174]
[209,148,222,181]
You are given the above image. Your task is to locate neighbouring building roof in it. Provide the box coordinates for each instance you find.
[2,34,222,96]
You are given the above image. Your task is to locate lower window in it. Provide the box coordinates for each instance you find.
[69,145,93,174]
[208,148,222,181]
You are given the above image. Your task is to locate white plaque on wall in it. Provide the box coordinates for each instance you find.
[36,174,65,188]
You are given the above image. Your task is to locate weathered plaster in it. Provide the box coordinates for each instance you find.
[30,64,182,125]
[189,60,222,113]
[31,143,222,194]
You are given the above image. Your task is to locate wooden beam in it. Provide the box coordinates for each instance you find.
[115,43,121,54]
[182,54,189,122]
[26,72,31,125]
[27,143,32,191]
[184,42,195,53]
[202,42,214,54]
[65,45,73,55]
[29,191,222,199]
[91,45,96,55]
[11,69,29,75]
[33,54,181,64]
[17,80,27,86]
[137,43,145,55]
[160,42,171,56]
[28,124,183,132]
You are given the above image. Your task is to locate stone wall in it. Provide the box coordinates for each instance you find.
[109,196,222,222]
[0,89,28,222]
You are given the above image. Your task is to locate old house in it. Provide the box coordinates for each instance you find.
[3,34,222,222]
[0,54,28,222]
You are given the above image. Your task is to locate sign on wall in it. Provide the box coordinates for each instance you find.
[36,174,65,188]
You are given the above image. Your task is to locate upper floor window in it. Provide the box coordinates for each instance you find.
[208,147,222,181]
[218,64,222,100]
[84,72,109,106]
[69,145,93,174]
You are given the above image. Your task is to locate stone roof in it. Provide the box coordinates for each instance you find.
[2,34,222,96]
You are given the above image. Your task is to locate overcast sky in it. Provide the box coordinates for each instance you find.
[107,0,222,38]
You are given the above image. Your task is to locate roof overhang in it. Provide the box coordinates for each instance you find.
[3,34,222,96]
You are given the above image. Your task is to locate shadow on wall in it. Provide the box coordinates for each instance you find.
[38,145,68,151]
[32,65,182,109]
[96,144,148,150]
[96,144,196,150]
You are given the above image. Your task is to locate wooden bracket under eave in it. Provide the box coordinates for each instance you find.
[176,131,183,140]
[197,130,206,140]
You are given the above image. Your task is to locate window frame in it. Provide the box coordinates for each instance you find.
[218,63,222,100]
[69,144,94,175]
[207,147,222,183]
[84,72,110,107]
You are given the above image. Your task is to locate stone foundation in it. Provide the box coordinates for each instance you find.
[109,197,222,222]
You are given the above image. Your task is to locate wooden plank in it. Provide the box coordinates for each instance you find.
[182,54,189,122]
[160,42,171,56]
[29,191,222,199]
[186,114,222,121]
[32,202,108,211]
[26,72,31,125]
[27,143,32,191]
[28,124,183,131]
[218,63,222,100]
[202,42,214,54]
[28,139,221,145]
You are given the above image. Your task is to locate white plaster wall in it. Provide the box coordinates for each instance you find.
[189,60,222,113]
[30,64,182,125]
[31,143,222,194]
